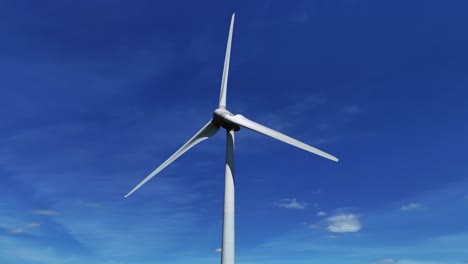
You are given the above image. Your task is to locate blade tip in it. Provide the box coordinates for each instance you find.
[124,190,134,198]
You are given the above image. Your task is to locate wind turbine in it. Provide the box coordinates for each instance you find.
[124,13,339,264]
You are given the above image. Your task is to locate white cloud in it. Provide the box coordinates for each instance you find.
[25,222,41,228]
[400,203,421,211]
[7,228,24,234]
[317,211,327,216]
[276,199,308,209]
[31,209,59,215]
[308,224,321,229]
[215,248,222,253]
[327,214,361,233]
[373,259,397,263]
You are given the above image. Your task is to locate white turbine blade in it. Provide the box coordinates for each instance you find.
[219,13,235,108]
[125,120,220,197]
[224,114,339,162]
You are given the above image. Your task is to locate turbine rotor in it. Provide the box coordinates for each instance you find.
[213,108,241,131]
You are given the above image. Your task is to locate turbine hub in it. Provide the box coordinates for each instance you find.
[213,108,241,131]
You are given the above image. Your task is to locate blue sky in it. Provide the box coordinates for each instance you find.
[1,0,468,263]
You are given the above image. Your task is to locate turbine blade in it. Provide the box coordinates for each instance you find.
[125,120,220,197]
[224,114,339,162]
[219,13,235,108]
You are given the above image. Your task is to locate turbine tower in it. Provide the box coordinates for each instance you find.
[124,13,339,264]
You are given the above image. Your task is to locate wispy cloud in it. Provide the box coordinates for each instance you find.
[77,200,102,208]
[327,214,361,233]
[334,207,360,213]
[396,260,445,264]
[317,211,327,216]
[342,105,362,114]
[31,209,59,215]
[308,224,321,229]
[400,203,421,211]
[215,248,222,253]
[373,259,397,263]
[288,95,328,114]
[7,228,24,234]
[276,199,308,209]
[25,222,41,228]
[292,13,310,24]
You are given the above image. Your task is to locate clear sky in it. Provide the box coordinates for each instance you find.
[1,1,467,264]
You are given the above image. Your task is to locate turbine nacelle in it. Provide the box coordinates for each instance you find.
[213,108,241,131]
